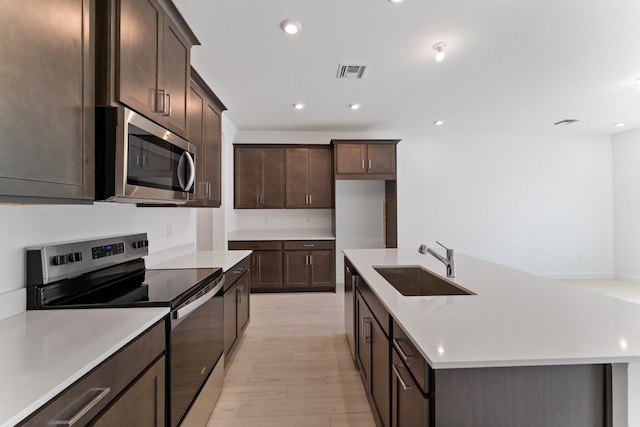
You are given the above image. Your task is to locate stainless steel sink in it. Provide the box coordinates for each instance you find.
[373,266,475,296]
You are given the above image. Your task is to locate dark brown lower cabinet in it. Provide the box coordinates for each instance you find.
[391,348,429,427]
[19,321,166,426]
[284,241,335,291]
[223,256,251,358]
[356,288,390,427]
[228,241,283,291]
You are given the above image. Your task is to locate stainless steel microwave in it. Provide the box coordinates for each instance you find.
[96,106,196,204]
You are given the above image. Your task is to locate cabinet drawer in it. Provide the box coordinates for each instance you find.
[392,320,431,395]
[224,256,250,291]
[228,240,283,251]
[283,240,335,250]
[20,320,165,426]
[356,278,390,337]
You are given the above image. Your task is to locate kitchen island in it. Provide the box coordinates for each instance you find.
[345,248,640,427]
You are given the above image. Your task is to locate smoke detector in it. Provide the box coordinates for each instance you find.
[553,119,580,126]
[336,64,368,79]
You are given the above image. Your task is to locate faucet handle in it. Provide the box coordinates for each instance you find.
[418,244,427,254]
[436,241,453,252]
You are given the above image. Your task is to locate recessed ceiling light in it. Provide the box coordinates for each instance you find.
[280,19,301,35]
[349,103,361,110]
[615,122,625,127]
[433,42,447,61]
[434,120,444,126]
[293,103,305,110]
[388,0,404,3]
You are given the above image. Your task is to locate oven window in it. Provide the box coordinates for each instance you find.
[127,124,193,192]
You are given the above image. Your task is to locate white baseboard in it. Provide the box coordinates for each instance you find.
[614,273,640,284]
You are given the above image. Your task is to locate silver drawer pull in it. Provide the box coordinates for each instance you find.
[392,364,414,391]
[233,268,244,274]
[303,244,314,247]
[52,387,111,426]
[393,337,416,361]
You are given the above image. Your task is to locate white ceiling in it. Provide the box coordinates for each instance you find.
[174,0,640,135]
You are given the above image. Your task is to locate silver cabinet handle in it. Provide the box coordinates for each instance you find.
[167,92,172,117]
[393,337,416,361]
[309,254,313,265]
[363,317,372,343]
[392,364,414,391]
[159,89,167,114]
[303,244,314,247]
[52,387,111,426]
[237,286,242,303]
[305,194,308,204]
[309,194,312,204]
[369,159,372,170]
[233,268,244,274]
[361,159,365,169]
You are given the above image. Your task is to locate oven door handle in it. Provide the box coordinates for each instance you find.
[174,276,225,321]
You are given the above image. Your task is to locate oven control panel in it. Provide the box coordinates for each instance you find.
[26,233,149,285]
[92,242,125,259]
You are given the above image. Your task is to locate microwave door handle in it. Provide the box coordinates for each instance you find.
[177,152,196,192]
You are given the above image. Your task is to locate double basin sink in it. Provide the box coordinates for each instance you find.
[373,266,475,296]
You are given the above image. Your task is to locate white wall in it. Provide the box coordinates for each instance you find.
[612,128,640,283]
[228,130,615,279]
[0,202,196,317]
[397,132,614,277]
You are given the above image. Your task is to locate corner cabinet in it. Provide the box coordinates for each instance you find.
[187,68,226,207]
[96,0,199,139]
[224,256,251,358]
[0,0,95,203]
[332,140,399,180]
[234,147,286,208]
[19,321,166,427]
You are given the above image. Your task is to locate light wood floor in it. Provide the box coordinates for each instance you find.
[206,290,376,427]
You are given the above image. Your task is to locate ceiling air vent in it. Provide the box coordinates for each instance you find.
[553,119,580,126]
[337,64,368,79]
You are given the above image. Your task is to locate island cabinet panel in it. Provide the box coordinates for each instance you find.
[187,68,226,207]
[0,0,95,203]
[285,148,334,208]
[356,279,391,427]
[223,256,251,358]
[332,140,399,180]
[283,240,336,291]
[19,321,166,427]
[234,147,286,208]
[433,364,609,427]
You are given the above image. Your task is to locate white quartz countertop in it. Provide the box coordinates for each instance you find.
[228,228,335,241]
[146,250,252,272]
[0,308,168,427]
[344,248,640,370]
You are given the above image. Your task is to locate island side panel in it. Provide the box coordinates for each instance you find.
[433,363,611,427]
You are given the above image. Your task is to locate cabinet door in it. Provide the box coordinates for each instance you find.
[234,147,261,208]
[309,250,335,287]
[251,251,283,290]
[93,355,166,427]
[261,149,286,208]
[160,17,189,137]
[0,0,94,202]
[367,144,396,175]
[203,103,222,206]
[391,349,429,427]
[308,148,333,208]
[356,292,372,389]
[224,282,238,355]
[284,250,309,287]
[336,144,367,175]
[117,0,162,120]
[285,149,309,208]
[371,317,391,427]
[236,273,251,335]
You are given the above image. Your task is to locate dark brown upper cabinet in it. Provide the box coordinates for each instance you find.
[96,0,199,139]
[187,68,226,207]
[0,0,95,204]
[286,147,333,208]
[332,140,399,180]
[234,146,286,208]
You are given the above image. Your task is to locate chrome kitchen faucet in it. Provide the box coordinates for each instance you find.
[419,241,455,278]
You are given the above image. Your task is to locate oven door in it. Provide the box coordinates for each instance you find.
[169,276,224,427]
